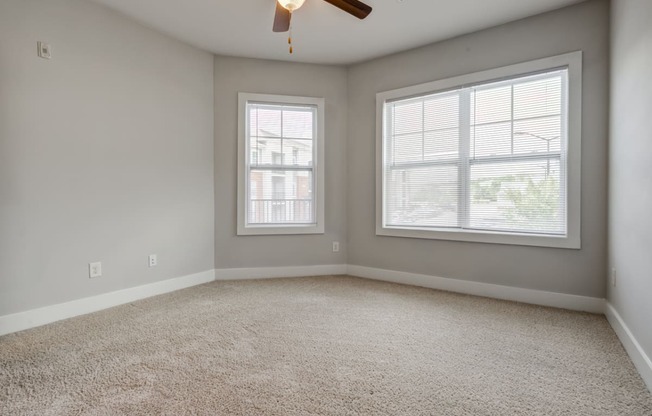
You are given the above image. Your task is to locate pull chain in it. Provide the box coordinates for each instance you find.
[288,20,293,54]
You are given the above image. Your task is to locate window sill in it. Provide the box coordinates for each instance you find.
[237,224,324,236]
[376,225,580,249]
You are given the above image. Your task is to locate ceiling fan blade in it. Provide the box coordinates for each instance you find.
[322,0,372,19]
[273,2,291,32]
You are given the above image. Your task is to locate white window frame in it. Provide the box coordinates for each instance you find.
[238,93,325,235]
[376,51,582,249]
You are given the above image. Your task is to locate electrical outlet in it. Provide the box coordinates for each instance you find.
[611,268,617,287]
[332,241,340,253]
[148,254,157,267]
[89,262,102,278]
[37,41,51,59]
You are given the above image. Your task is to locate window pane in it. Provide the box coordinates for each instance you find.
[385,165,459,228]
[392,132,423,164]
[250,138,314,167]
[424,94,459,131]
[282,108,314,139]
[469,159,564,234]
[471,85,511,125]
[251,138,282,166]
[470,71,565,158]
[250,106,281,138]
[248,169,314,224]
[388,90,461,165]
[283,139,313,166]
[514,75,562,120]
[471,122,512,158]
[424,128,459,161]
[513,116,561,154]
[392,100,423,135]
[248,103,315,139]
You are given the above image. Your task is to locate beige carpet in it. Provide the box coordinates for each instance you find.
[1,276,651,415]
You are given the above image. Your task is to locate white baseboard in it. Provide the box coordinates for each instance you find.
[0,264,605,337]
[605,303,652,392]
[347,265,606,313]
[0,269,215,337]
[214,264,348,280]
[5,263,650,393]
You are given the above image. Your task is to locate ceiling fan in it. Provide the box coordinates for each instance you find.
[273,0,373,52]
[273,0,372,32]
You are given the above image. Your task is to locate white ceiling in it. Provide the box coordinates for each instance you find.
[88,0,586,65]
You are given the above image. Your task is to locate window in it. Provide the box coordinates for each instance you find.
[376,52,582,248]
[238,93,325,235]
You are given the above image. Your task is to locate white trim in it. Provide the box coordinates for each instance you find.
[214,264,348,280]
[605,303,652,392]
[0,270,215,337]
[0,264,605,336]
[375,51,582,249]
[237,92,325,236]
[347,265,605,313]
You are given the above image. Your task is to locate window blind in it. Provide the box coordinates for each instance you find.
[383,69,568,236]
[246,102,316,225]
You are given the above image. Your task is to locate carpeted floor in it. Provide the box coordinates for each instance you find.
[1,276,651,415]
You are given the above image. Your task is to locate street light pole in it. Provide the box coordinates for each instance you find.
[513,132,560,177]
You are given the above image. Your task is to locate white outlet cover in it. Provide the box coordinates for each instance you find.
[89,262,102,278]
[148,254,157,267]
[37,41,51,59]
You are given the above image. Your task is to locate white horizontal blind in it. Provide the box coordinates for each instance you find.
[384,91,462,228]
[246,102,316,225]
[384,68,568,236]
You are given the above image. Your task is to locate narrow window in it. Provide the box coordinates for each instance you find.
[238,93,325,235]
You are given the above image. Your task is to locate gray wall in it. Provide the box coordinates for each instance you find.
[346,0,609,298]
[0,0,215,316]
[609,0,652,365]
[214,56,348,268]
[0,0,611,319]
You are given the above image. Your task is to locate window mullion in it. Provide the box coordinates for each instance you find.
[246,105,253,226]
[421,100,425,162]
[560,70,569,231]
[459,89,472,229]
[311,108,317,222]
[384,105,395,227]
[280,107,284,164]
[510,85,515,155]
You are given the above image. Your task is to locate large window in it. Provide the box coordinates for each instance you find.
[377,52,582,248]
[238,93,325,235]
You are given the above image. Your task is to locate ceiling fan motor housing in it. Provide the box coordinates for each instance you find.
[278,0,306,12]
